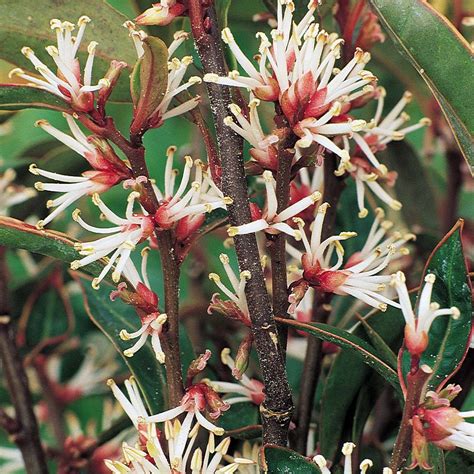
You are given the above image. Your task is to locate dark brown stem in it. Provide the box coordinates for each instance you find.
[187,1,294,445]
[155,230,184,406]
[79,115,184,405]
[390,363,432,471]
[268,129,296,351]
[0,247,48,474]
[293,157,345,453]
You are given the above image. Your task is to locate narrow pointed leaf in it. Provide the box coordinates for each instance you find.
[0,216,105,278]
[318,306,405,460]
[402,220,472,389]
[130,36,169,133]
[357,314,398,369]
[262,446,319,473]
[276,317,401,392]
[0,85,69,112]
[368,0,474,170]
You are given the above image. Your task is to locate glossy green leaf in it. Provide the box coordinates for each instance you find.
[0,0,136,102]
[0,216,106,279]
[408,220,472,389]
[357,314,398,369]
[380,140,439,235]
[130,36,168,132]
[77,274,166,413]
[262,446,319,473]
[444,449,474,473]
[0,85,69,112]
[317,306,405,460]
[368,0,474,170]
[218,402,262,439]
[276,317,401,392]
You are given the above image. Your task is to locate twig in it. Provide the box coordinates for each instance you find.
[268,126,296,351]
[0,247,48,474]
[293,157,345,452]
[390,363,432,471]
[187,0,294,445]
[292,294,330,453]
[78,115,184,406]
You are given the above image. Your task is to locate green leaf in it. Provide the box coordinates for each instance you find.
[0,216,106,279]
[380,140,439,235]
[130,36,168,132]
[410,220,472,389]
[368,0,474,170]
[276,317,401,392]
[263,446,319,473]
[444,449,474,473]
[77,274,166,413]
[357,314,398,369]
[0,0,136,102]
[0,85,69,112]
[219,404,258,430]
[317,306,405,460]
[218,402,260,438]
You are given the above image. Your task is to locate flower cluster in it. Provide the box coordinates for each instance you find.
[124,22,201,131]
[206,0,375,160]
[410,384,474,469]
[30,115,131,228]
[313,442,377,473]
[106,373,256,473]
[287,204,413,312]
[227,170,321,239]
[11,16,107,112]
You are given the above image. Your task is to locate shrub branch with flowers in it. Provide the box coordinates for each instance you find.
[0,0,472,473]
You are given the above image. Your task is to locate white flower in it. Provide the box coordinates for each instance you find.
[442,410,474,452]
[44,334,119,398]
[107,378,254,473]
[70,191,155,288]
[208,254,251,325]
[288,203,405,312]
[313,442,376,474]
[363,89,431,149]
[30,115,130,228]
[208,349,265,406]
[390,271,459,356]
[205,0,376,165]
[107,431,253,474]
[152,146,231,235]
[120,292,168,366]
[339,89,430,217]
[227,170,321,238]
[0,168,36,215]
[0,447,24,474]
[224,98,279,171]
[124,23,201,125]
[107,378,150,429]
[204,0,370,103]
[10,17,107,111]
